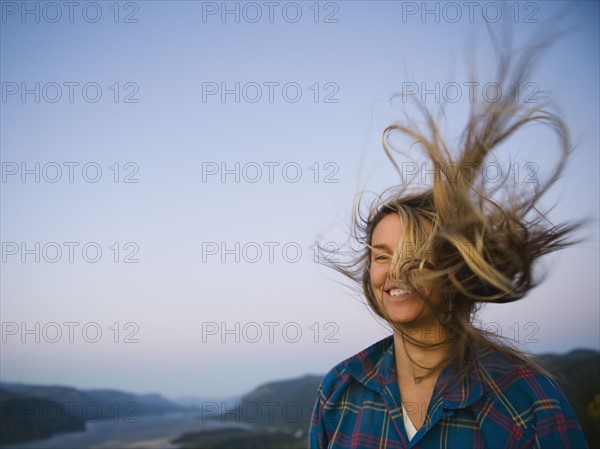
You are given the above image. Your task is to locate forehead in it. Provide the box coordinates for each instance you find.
[371,214,405,245]
[371,213,433,247]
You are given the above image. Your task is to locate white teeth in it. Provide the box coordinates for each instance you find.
[389,288,410,297]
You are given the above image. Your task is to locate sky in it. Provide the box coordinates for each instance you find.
[1,0,599,400]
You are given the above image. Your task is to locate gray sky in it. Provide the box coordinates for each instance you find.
[1,0,598,399]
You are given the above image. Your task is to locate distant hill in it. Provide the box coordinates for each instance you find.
[0,388,85,445]
[0,382,189,445]
[238,374,322,432]
[173,394,242,410]
[0,382,188,417]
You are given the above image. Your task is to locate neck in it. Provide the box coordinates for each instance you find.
[393,322,450,384]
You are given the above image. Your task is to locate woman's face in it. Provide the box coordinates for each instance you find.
[369,213,440,326]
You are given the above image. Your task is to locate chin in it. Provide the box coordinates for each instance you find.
[387,314,421,325]
[380,302,431,327]
[382,307,423,325]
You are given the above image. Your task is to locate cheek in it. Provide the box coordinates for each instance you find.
[369,263,387,289]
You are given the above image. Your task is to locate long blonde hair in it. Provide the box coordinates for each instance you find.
[323,33,587,383]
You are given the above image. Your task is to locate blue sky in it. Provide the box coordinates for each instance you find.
[1,0,598,399]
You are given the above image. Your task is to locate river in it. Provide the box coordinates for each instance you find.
[1,412,247,449]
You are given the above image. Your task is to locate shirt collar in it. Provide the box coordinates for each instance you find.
[345,335,483,410]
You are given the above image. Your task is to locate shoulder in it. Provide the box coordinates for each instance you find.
[309,336,395,448]
[316,335,393,403]
[477,349,565,409]
[475,349,588,447]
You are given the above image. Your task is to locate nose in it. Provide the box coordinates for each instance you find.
[384,262,407,290]
[384,258,435,288]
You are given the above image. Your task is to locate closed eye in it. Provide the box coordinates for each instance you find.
[372,253,390,261]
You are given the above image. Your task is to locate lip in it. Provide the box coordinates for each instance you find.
[384,290,414,302]
[385,285,411,294]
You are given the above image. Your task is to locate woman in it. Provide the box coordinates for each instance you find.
[308,37,590,449]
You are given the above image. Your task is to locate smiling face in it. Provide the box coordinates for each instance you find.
[369,213,441,327]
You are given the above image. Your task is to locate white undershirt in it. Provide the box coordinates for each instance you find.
[401,402,418,441]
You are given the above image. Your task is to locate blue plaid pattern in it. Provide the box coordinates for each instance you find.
[309,335,588,448]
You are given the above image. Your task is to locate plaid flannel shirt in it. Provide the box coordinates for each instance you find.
[309,335,588,449]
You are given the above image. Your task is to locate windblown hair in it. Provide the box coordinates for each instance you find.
[323,35,585,383]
